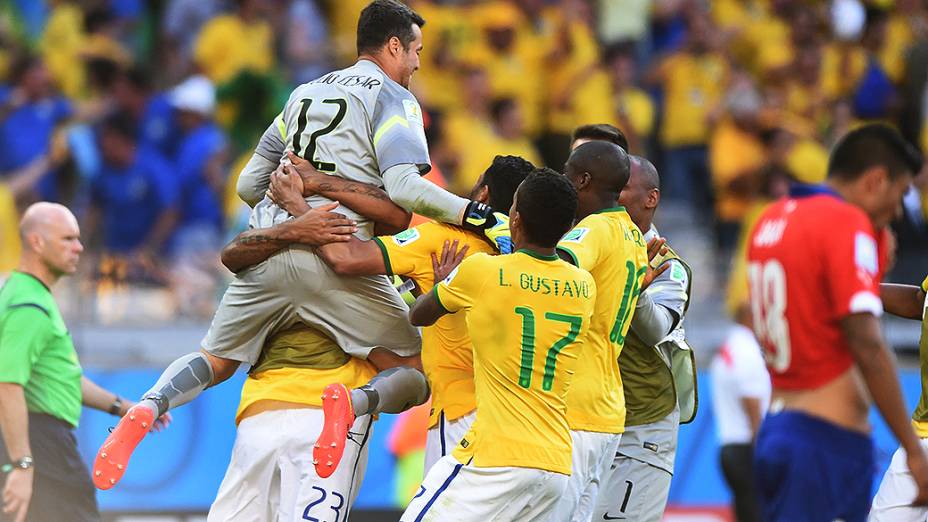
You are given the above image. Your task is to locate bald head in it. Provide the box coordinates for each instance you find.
[19,202,83,280]
[629,155,660,191]
[619,155,661,231]
[20,202,78,242]
[565,141,631,195]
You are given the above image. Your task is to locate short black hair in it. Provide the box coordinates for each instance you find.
[828,124,922,181]
[481,155,535,211]
[357,0,425,56]
[571,124,629,152]
[99,112,137,142]
[567,141,631,194]
[516,167,578,247]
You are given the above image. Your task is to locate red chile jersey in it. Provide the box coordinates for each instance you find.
[746,186,887,390]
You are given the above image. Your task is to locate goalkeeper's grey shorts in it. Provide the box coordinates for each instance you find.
[201,246,421,364]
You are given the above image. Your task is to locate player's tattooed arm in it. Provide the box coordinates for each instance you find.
[285,152,412,233]
[879,283,926,320]
[220,203,357,273]
[316,237,387,277]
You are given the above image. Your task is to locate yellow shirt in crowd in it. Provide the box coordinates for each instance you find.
[710,120,767,222]
[194,14,275,85]
[658,52,727,148]
[374,222,495,428]
[437,251,596,474]
[557,208,648,433]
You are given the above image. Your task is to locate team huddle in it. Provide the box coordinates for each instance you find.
[86,1,928,522]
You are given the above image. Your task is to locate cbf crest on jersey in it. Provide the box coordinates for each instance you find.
[561,228,589,243]
[392,228,421,246]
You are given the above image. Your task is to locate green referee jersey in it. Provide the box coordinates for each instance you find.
[0,271,82,427]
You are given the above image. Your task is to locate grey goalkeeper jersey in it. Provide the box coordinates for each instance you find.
[240,59,431,239]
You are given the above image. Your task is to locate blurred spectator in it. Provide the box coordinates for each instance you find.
[540,0,602,168]
[649,10,727,213]
[167,75,228,316]
[597,0,651,47]
[161,0,224,82]
[40,3,131,101]
[442,67,495,188]
[193,0,275,85]
[710,303,769,522]
[451,97,541,195]
[0,54,73,202]
[709,73,765,251]
[110,66,180,158]
[851,7,898,120]
[195,0,284,153]
[463,2,543,136]
[284,0,331,85]
[87,113,178,267]
[168,75,227,258]
[607,44,654,154]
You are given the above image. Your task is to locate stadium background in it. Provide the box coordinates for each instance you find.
[1,0,927,519]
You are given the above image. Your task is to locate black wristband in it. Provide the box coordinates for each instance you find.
[108,396,123,416]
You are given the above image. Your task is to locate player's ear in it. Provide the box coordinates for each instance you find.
[475,185,489,204]
[388,36,402,57]
[861,165,889,193]
[647,188,660,209]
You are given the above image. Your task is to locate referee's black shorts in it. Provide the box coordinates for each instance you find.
[0,412,101,522]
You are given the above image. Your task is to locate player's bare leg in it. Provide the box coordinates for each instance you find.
[93,350,237,489]
[315,349,428,477]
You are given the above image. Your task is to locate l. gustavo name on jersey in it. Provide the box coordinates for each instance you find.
[753,219,787,248]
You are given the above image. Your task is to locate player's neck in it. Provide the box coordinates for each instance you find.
[358,54,401,85]
[825,179,878,225]
[516,241,556,258]
[579,196,620,220]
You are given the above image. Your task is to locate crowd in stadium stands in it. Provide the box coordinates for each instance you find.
[1,0,927,321]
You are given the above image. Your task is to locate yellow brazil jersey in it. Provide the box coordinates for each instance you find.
[236,325,377,424]
[372,221,495,428]
[436,250,596,474]
[557,208,648,433]
[911,275,928,437]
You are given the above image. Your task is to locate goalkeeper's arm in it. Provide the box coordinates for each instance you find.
[382,164,509,248]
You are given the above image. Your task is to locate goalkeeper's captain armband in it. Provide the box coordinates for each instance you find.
[461,201,513,254]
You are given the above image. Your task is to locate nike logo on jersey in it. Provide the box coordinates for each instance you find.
[602,514,627,520]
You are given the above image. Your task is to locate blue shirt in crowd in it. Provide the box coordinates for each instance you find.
[91,146,178,253]
[140,94,181,158]
[174,122,226,233]
[0,85,73,199]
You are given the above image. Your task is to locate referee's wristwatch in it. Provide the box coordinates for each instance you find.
[2,456,33,473]
[108,396,124,416]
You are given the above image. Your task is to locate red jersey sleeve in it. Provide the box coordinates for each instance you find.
[820,209,883,320]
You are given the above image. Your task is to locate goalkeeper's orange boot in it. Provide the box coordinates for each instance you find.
[92,404,154,489]
[314,383,356,478]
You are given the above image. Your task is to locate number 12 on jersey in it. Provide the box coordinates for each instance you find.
[748,260,791,372]
[515,307,582,391]
[292,98,347,172]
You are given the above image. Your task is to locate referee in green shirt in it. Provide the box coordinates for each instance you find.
[0,203,169,522]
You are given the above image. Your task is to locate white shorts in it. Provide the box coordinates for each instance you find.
[594,408,678,522]
[870,438,928,521]
[400,455,568,522]
[208,408,373,522]
[424,410,476,475]
[202,247,421,364]
[550,430,622,522]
